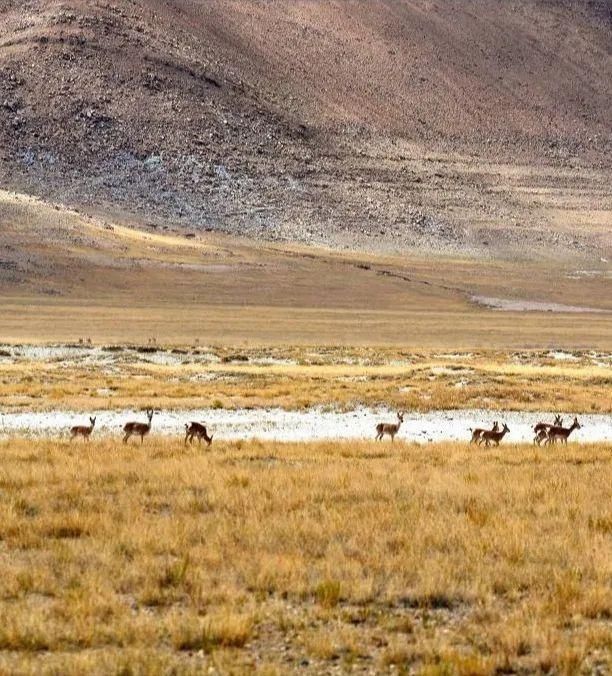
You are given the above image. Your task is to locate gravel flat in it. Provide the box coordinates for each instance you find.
[2,407,608,444]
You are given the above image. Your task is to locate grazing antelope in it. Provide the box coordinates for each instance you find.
[544,417,581,445]
[70,416,96,441]
[375,411,404,442]
[479,423,510,447]
[184,422,213,446]
[533,415,563,445]
[123,409,154,444]
[469,421,499,444]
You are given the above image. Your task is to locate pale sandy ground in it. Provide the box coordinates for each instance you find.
[2,345,611,367]
[1,407,609,444]
[470,295,611,313]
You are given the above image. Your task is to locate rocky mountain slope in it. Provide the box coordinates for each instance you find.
[0,0,610,257]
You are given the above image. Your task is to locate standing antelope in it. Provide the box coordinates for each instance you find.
[533,415,563,445]
[479,423,510,447]
[544,417,581,445]
[123,409,154,444]
[184,422,213,446]
[70,416,96,441]
[375,411,404,442]
[470,421,499,444]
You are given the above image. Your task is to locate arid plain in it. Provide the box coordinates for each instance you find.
[1,190,611,349]
[0,189,611,674]
[1,0,611,672]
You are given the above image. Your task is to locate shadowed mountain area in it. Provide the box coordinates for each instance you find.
[0,0,610,258]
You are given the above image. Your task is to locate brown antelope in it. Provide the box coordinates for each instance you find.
[123,409,154,444]
[184,422,213,446]
[479,423,510,447]
[544,417,581,445]
[70,416,96,441]
[375,411,404,442]
[470,421,499,444]
[533,415,563,445]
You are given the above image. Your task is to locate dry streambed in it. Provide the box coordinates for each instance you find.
[1,407,609,443]
[1,345,610,443]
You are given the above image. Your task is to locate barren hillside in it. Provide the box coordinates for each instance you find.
[0,0,610,257]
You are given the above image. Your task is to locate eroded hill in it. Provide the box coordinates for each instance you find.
[0,0,610,257]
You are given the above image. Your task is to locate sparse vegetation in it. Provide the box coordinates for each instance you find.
[1,1,610,258]
[1,346,610,414]
[1,190,610,350]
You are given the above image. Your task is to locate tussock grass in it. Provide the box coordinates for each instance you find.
[0,437,610,673]
[1,348,610,413]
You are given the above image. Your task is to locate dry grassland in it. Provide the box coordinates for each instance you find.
[1,190,611,349]
[5,302,612,351]
[1,347,610,414]
[0,438,610,674]
[4,300,612,351]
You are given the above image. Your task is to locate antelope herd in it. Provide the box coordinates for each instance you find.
[67,410,215,446]
[469,421,512,447]
[533,414,563,445]
[469,421,499,444]
[467,415,583,446]
[541,417,581,445]
[65,410,583,446]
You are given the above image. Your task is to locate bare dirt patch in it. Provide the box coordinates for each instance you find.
[471,295,610,313]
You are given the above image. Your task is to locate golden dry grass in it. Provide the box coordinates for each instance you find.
[1,346,610,414]
[5,300,612,350]
[1,190,611,349]
[0,437,610,674]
